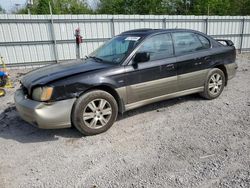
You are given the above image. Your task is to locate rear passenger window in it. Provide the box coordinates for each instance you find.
[137,33,173,61]
[197,34,210,49]
[172,32,204,55]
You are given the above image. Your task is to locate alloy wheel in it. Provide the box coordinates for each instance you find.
[208,73,223,95]
[83,99,112,129]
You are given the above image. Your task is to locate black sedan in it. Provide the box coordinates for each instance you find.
[15,28,237,135]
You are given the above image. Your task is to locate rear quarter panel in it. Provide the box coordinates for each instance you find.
[210,46,236,66]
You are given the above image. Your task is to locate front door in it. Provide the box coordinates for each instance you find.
[124,33,177,104]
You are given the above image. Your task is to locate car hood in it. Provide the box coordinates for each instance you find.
[21,59,113,90]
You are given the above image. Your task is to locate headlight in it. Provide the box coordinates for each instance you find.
[32,86,53,102]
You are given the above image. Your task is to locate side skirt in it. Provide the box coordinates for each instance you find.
[125,87,204,111]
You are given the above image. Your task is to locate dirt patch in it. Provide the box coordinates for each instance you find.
[0,55,249,188]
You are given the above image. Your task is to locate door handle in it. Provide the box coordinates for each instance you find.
[194,62,203,66]
[204,56,212,62]
[165,64,175,70]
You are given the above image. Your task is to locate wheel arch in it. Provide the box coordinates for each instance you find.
[77,84,125,114]
[214,64,228,86]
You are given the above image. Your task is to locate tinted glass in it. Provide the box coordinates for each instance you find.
[137,33,174,61]
[197,34,210,49]
[172,32,204,55]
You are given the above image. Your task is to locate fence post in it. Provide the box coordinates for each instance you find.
[110,18,115,37]
[49,3,59,63]
[205,18,208,34]
[162,18,166,29]
[239,18,245,54]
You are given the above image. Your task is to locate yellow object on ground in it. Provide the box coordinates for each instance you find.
[0,56,13,89]
[0,88,6,97]
[4,78,14,88]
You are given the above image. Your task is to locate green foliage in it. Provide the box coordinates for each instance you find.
[36,0,51,14]
[189,0,232,15]
[97,0,250,15]
[229,0,250,15]
[17,0,92,14]
[132,0,171,14]
[53,0,92,14]
[97,0,172,14]
[189,0,250,15]
[16,0,250,15]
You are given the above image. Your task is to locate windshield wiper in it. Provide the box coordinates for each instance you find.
[88,56,104,63]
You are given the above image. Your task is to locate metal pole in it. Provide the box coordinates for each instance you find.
[76,45,80,59]
[75,28,81,59]
[162,18,166,29]
[49,2,59,63]
[205,18,208,34]
[110,18,115,37]
[239,18,245,54]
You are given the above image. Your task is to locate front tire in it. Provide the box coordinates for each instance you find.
[200,68,225,100]
[72,90,118,136]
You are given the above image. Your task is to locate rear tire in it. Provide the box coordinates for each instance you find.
[72,90,118,136]
[200,68,225,100]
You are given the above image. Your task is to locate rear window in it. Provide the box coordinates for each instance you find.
[197,34,210,49]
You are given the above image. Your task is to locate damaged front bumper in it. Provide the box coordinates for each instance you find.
[14,89,75,129]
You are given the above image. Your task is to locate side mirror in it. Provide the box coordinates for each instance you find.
[133,52,150,64]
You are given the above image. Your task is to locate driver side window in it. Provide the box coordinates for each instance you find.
[137,33,174,62]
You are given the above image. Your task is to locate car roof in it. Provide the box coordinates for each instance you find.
[120,28,205,37]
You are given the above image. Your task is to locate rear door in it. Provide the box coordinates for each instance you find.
[172,32,212,91]
[125,33,177,104]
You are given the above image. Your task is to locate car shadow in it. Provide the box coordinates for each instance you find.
[0,94,202,143]
[117,93,202,121]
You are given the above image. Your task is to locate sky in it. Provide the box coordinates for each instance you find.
[0,0,26,12]
[0,0,97,13]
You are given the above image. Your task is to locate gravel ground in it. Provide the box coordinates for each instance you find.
[0,54,249,188]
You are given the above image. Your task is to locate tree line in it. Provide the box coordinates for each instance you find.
[15,0,250,15]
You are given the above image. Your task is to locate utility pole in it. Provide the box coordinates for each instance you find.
[207,0,210,16]
[185,0,187,15]
[49,2,59,63]
[14,4,21,13]
[27,0,33,15]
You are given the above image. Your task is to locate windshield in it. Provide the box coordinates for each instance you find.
[89,35,141,64]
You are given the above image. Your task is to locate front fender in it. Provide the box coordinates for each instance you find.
[49,67,126,102]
